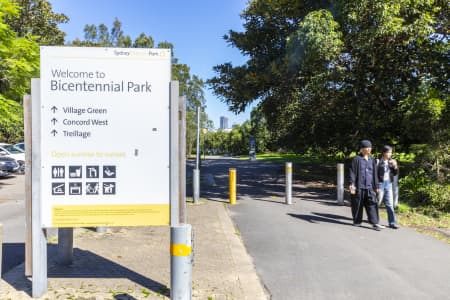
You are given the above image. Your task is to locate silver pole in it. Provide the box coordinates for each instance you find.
[195,106,200,170]
[31,78,47,297]
[171,224,192,300]
[57,228,73,265]
[193,169,200,204]
[193,106,200,204]
[393,175,399,207]
[170,82,191,299]
[285,162,292,205]
[337,163,344,205]
[179,96,187,223]
[170,81,180,226]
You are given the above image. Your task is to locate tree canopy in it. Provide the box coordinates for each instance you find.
[209,0,449,153]
[5,0,68,45]
[0,0,39,141]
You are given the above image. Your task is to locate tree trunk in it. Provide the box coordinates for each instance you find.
[436,156,441,183]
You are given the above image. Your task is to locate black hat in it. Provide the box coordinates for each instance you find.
[360,140,372,148]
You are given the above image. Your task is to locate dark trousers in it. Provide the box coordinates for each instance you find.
[351,188,379,225]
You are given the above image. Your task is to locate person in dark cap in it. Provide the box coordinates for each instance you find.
[349,140,383,230]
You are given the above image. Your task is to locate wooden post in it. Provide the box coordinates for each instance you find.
[23,94,32,276]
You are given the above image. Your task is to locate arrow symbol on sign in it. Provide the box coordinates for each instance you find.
[51,118,58,125]
[51,129,58,136]
[51,106,58,113]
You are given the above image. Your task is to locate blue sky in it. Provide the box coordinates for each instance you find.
[49,0,255,129]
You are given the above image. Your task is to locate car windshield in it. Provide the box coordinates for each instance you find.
[2,144,24,154]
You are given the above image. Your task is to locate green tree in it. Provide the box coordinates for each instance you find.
[249,106,271,152]
[209,0,448,153]
[4,0,68,45]
[72,19,133,48]
[0,0,39,141]
[399,84,449,182]
[133,33,154,48]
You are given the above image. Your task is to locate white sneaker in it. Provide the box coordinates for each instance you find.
[373,224,384,231]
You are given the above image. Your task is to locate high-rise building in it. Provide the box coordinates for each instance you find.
[220,116,229,130]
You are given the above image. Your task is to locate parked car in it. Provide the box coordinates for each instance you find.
[0,155,20,177]
[14,142,24,151]
[0,143,25,172]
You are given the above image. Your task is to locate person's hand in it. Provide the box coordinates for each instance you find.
[391,159,398,169]
[376,188,380,194]
[349,185,356,194]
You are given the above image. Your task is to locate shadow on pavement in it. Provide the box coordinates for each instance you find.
[2,243,25,275]
[312,212,353,221]
[3,244,168,297]
[287,213,353,226]
[114,294,138,300]
[190,158,338,206]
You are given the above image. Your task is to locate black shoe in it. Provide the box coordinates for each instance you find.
[389,224,399,229]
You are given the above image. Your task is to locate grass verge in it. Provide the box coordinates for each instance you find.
[236,152,341,164]
[379,204,449,244]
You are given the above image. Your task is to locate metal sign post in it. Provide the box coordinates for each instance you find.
[31,78,47,297]
[170,82,192,299]
[179,96,187,223]
[170,81,180,227]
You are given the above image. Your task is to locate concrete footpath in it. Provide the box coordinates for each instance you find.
[0,195,268,299]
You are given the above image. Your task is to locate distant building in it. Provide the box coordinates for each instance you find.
[220,116,229,130]
[232,123,239,129]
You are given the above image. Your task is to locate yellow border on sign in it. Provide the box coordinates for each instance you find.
[52,204,169,227]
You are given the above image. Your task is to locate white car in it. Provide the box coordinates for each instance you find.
[0,143,25,172]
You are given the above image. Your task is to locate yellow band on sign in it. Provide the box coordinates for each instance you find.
[52,204,169,227]
[171,243,192,256]
[286,167,292,172]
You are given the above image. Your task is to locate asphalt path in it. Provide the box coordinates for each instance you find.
[0,175,26,274]
[200,157,450,300]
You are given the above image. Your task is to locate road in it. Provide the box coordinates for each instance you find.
[0,175,26,274]
[200,157,450,300]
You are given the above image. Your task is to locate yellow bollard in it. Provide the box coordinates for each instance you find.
[229,168,237,205]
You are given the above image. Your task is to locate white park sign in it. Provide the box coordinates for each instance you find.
[39,46,171,227]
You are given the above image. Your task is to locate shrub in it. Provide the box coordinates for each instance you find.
[399,168,450,216]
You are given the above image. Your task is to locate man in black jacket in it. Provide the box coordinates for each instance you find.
[349,140,383,230]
